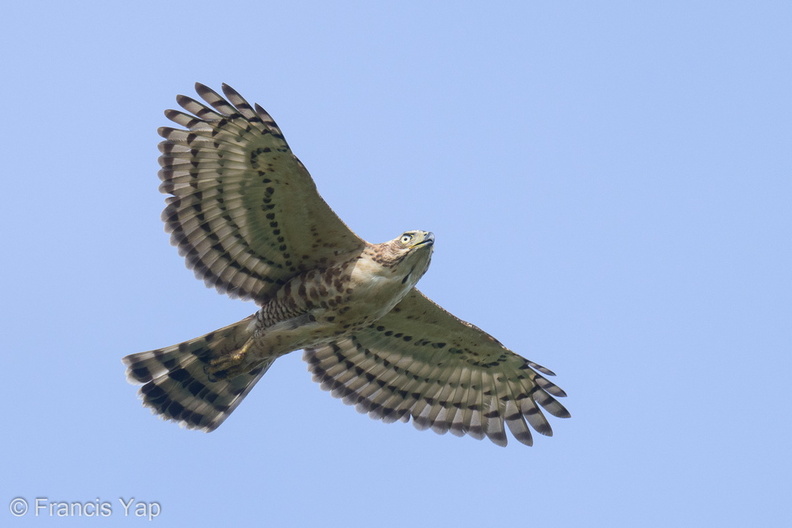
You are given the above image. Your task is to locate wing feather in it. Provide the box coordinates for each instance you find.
[304,289,569,446]
[158,83,366,302]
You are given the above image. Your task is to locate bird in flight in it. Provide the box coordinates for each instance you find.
[123,83,570,447]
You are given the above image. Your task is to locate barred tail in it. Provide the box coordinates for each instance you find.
[122,315,271,431]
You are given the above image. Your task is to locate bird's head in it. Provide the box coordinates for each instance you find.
[396,230,435,251]
[374,230,435,281]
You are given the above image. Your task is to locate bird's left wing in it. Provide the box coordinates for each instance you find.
[303,289,570,447]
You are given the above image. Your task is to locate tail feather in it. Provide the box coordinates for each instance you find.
[123,315,270,431]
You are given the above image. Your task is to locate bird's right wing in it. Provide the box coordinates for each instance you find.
[158,83,366,303]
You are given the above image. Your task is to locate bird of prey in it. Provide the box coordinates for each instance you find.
[123,83,570,447]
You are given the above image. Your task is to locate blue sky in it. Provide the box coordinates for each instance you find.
[2,1,790,526]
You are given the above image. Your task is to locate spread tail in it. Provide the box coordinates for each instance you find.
[123,315,271,431]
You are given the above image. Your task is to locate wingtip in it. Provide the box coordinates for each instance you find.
[220,83,239,98]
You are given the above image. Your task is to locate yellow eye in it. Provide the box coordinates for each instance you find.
[400,234,413,245]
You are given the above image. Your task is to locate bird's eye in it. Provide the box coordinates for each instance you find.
[400,234,413,245]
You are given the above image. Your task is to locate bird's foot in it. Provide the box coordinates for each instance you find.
[206,341,253,381]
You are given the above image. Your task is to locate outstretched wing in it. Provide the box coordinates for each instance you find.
[303,290,570,447]
[159,83,366,303]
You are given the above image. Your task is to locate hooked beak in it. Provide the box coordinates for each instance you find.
[415,232,435,247]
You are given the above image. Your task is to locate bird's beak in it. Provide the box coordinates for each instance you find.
[415,232,435,247]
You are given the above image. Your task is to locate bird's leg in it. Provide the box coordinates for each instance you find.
[206,338,255,380]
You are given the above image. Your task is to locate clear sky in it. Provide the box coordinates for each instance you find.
[2,1,790,526]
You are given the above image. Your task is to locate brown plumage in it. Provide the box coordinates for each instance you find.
[123,83,569,446]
